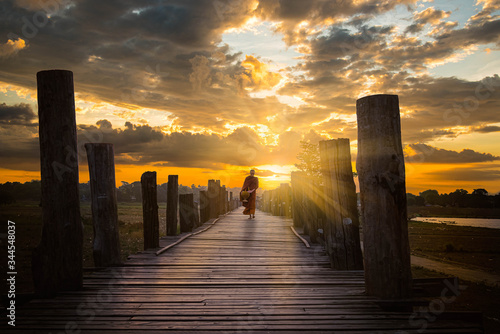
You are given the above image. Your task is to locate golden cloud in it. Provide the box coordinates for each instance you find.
[0,38,27,58]
[241,55,282,90]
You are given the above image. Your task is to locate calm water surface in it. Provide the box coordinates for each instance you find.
[410,217,500,230]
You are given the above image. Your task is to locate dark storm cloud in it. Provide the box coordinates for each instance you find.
[77,121,303,168]
[473,125,500,133]
[0,0,258,130]
[0,117,309,172]
[0,102,37,126]
[0,123,39,170]
[406,144,500,164]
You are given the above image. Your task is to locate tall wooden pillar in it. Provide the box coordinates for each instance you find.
[200,190,210,224]
[319,139,363,270]
[208,180,218,219]
[356,94,412,299]
[221,186,227,213]
[291,172,302,227]
[166,175,178,236]
[141,171,159,250]
[179,193,195,233]
[216,180,222,215]
[85,143,121,267]
[32,70,83,296]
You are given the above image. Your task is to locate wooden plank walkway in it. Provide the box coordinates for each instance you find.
[5,209,483,333]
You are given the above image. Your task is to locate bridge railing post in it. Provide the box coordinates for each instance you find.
[356,94,412,299]
[221,185,227,214]
[216,180,221,216]
[291,172,304,228]
[141,171,159,250]
[208,180,218,218]
[200,190,210,223]
[166,175,179,236]
[32,69,83,297]
[85,143,122,267]
[179,193,195,233]
[225,189,229,213]
[319,139,363,270]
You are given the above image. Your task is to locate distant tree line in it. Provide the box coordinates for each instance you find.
[2,180,498,208]
[0,180,240,205]
[0,180,41,204]
[407,189,500,208]
[294,141,500,209]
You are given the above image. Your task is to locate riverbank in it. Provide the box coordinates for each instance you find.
[408,205,500,219]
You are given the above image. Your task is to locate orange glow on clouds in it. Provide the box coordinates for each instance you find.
[241,55,282,90]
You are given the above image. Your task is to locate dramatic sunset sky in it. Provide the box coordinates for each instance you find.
[1,0,499,193]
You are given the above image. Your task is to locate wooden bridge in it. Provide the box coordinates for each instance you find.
[7,209,482,333]
[6,70,482,333]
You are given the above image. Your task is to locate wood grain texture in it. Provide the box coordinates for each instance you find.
[179,193,195,233]
[166,175,178,236]
[356,94,412,299]
[141,171,159,250]
[9,210,482,333]
[32,69,83,297]
[85,143,121,267]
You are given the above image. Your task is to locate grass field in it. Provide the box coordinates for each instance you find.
[0,201,167,296]
[408,221,500,276]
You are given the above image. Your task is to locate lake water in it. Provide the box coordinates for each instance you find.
[410,217,500,230]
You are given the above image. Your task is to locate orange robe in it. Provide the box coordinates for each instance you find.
[241,175,259,215]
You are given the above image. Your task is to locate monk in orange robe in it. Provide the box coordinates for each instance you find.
[241,169,259,219]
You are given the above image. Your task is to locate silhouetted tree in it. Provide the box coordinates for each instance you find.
[419,189,439,205]
[295,140,322,184]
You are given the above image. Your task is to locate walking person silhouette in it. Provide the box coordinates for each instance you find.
[241,169,259,219]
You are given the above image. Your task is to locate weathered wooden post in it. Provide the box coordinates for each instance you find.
[356,94,412,299]
[315,184,326,245]
[283,183,292,217]
[194,200,200,227]
[319,139,363,270]
[272,189,279,216]
[85,143,121,267]
[179,193,195,233]
[141,171,159,250]
[221,185,227,214]
[272,189,275,214]
[208,180,218,218]
[302,174,316,240]
[166,175,179,236]
[224,189,229,213]
[264,191,270,213]
[200,190,210,223]
[337,139,363,269]
[216,180,222,215]
[32,70,83,296]
[229,192,233,211]
[291,172,304,227]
